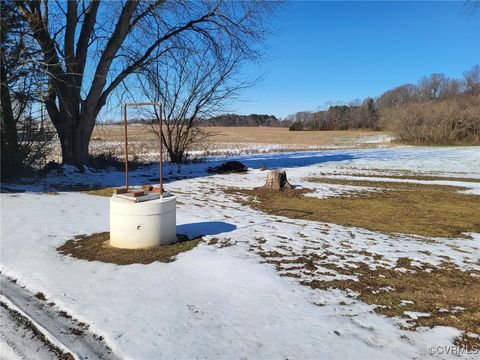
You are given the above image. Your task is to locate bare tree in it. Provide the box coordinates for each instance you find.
[1,0,54,178]
[1,0,28,176]
[361,98,379,129]
[418,73,461,101]
[15,0,272,168]
[464,64,480,96]
[376,84,418,109]
[140,34,261,163]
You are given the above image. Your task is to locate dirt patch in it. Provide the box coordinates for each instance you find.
[226,180,480,238]
[57,232,200,265]
[34,292,47,301]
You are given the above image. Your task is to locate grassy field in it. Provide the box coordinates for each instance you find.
[92,124,158,141]
[91,124,392,147]
[80,125,394,163]
[197,127,391,147]
[227,178,480,238]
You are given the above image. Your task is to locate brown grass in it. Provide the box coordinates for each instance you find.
[82,187,117,197]
[381,95,480,145]
[57,232,200,265]
[308,177,472,192]
[203,127,391,146]
[342,173,480,183]
[300,258,480,349]
[255,245,480,348]
[225,180,480,238]
[92,124,158,141]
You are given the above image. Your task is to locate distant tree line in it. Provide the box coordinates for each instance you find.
[287,98,378,131]
[204,114,282,127]
[284,65,480,145]
[107,113,283,128]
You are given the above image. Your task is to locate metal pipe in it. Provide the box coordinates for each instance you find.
[125,102,161,106]
[124,104,129,190]
[160,103,164,195]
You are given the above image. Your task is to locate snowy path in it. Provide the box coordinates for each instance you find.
[1,146,480,359]
[1,300,63,360]
[0,275,118,359]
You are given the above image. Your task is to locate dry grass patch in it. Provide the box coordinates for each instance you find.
[203,127,391,147]
[255,246,480,349]
[301,259,480,349]
[343,173,480,183]
[82,187,117,197]
[226,179,480,237]
[57,232,200,265]
[93,125,391,147]
[308,177,473,191]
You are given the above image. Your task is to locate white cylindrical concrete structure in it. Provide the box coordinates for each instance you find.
[110,194,176,249]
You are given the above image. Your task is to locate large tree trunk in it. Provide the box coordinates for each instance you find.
[0,58,23,177]
[51,111,94,169]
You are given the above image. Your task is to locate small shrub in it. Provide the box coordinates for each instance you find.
[88,152,147,171]
[289,121,304,131]
[1,117,56,180]
[88,152,124,170]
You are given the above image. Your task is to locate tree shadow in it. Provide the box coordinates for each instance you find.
[236,152,356,171]
[1,150,359,192]
[148,152,357,185]
[176,221,236,239]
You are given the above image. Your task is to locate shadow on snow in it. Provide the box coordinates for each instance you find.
[176,221,236,239]
[1,150,358,192]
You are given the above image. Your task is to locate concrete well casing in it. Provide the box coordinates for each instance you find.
[109,194,176,249]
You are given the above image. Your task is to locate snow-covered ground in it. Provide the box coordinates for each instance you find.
[1,146,479,359]
[70,133,396,163]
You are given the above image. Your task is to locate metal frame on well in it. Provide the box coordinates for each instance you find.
[123,102,163,193]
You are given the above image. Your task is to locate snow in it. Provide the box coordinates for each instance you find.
[0,339,23,360]
[404,311,431,320]
[1,146,480,359]
[0,295,78,360]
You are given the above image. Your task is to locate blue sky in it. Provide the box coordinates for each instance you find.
[230,1,480,118]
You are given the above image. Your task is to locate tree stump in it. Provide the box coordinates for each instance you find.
[260,170,293,191]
